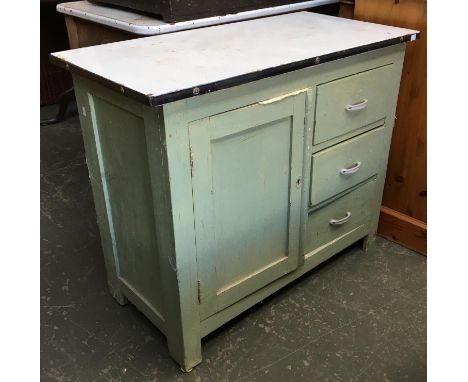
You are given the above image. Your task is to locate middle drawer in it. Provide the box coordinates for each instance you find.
[310,126,386,206]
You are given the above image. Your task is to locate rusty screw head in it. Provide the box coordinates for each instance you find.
[193,87,200,96]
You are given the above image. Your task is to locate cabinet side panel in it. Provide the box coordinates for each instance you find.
[73,79,126,304]
[88,94,164,320]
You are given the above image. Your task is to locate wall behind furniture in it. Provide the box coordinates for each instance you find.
[354,0,427,254]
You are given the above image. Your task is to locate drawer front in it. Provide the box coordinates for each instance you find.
[310,126,386,206]
[314,64,394,145]
[304,179,377,254]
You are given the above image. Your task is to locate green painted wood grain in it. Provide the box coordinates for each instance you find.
[314,64,395,145]
[189,92,306,319]
[310,126,386,206]
[73,78,128,305]
[90,95,165,316]
[70,43,406,371]
[305,178,377,254]
[159,101,203,371]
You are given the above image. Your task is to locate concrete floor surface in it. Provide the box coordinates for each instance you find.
[40,106,426,381]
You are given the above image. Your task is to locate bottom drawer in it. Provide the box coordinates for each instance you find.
[304,179,378,255]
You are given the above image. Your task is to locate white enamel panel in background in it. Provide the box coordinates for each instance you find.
[57,0,340,35]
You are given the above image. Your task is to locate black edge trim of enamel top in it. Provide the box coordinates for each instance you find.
[50,33,420,107]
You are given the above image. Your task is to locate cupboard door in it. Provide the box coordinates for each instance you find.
[189,91,306,319]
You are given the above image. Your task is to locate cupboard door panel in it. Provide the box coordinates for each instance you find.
[189,92,306,319]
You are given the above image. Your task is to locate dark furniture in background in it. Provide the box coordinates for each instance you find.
[41,1,72,105]
[94,0,323,22]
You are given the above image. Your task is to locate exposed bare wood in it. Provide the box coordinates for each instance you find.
[64,15,80,49]
[338,0,355,19]
[65,15,137,49]
[378,206,427,255]
[355,0,427,253]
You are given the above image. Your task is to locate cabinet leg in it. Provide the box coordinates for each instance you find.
[111,290,128,306]
[107,280,128,306]
[362,234,376,252]
[167,332,202,372]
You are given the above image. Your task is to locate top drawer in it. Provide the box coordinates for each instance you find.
[313,64,394,145]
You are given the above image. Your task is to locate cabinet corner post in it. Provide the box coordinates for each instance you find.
[144,104,203,370]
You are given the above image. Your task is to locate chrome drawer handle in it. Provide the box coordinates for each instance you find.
[340,161,361,175]
[345,99,368,112]
[329,212,352,226]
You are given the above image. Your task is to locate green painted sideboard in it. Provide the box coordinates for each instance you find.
[51,12,419,371]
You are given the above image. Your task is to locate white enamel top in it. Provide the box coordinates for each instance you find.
[57,0,340,35]
[52,12,418,106]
